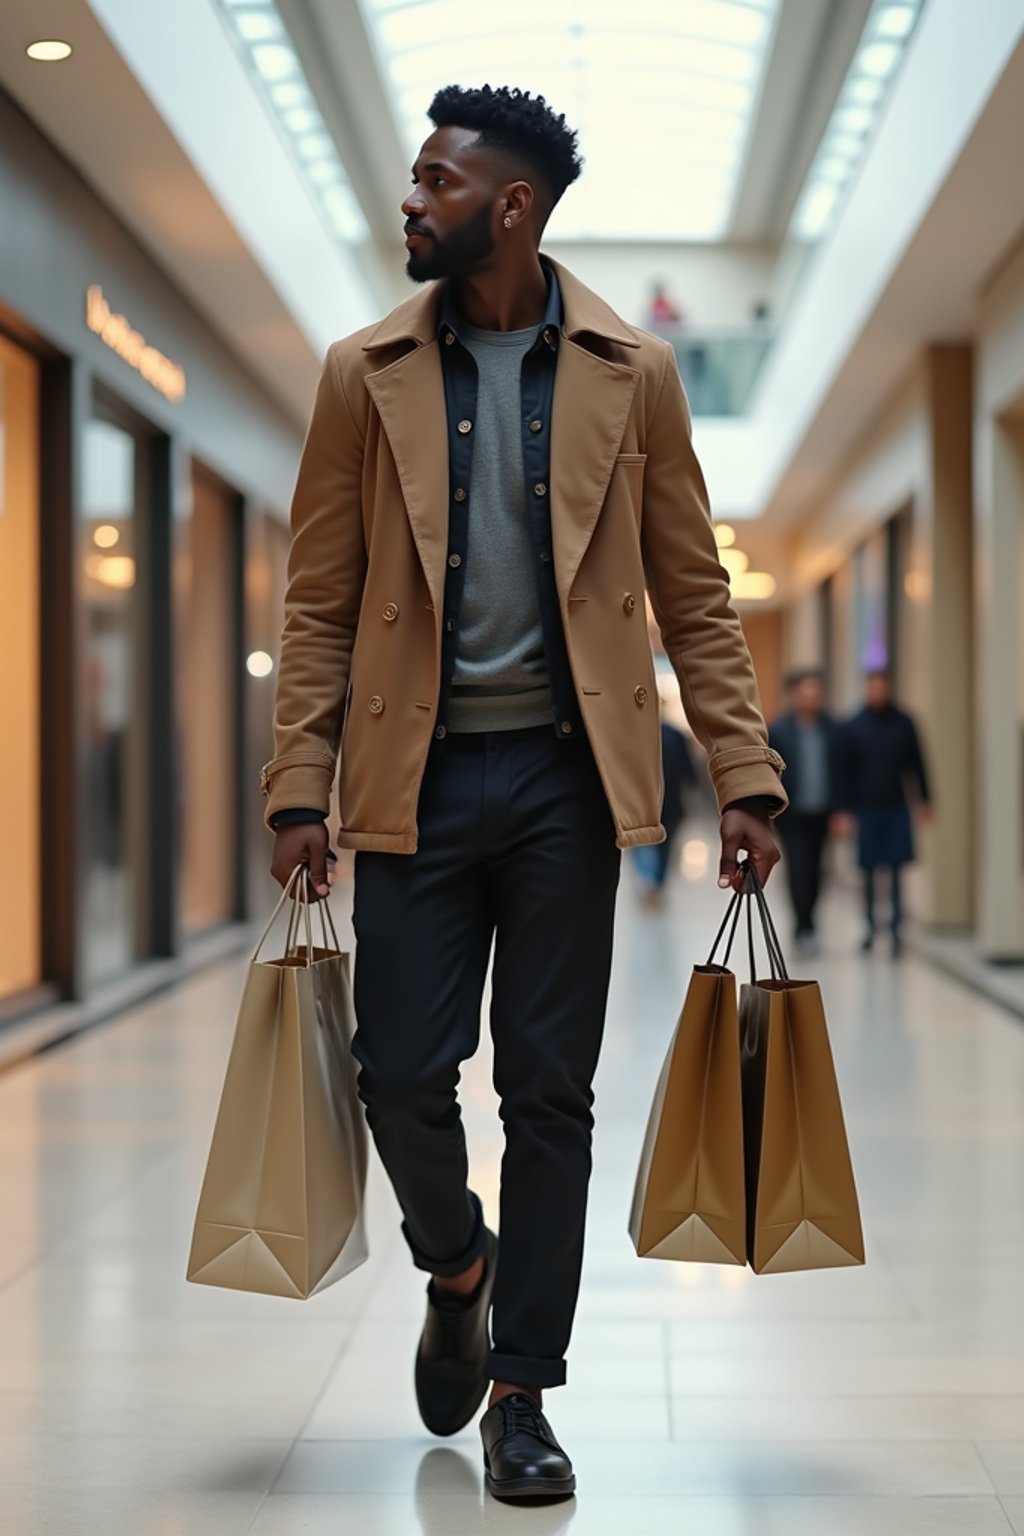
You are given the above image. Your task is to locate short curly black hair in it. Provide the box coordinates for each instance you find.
[427,84,582,212]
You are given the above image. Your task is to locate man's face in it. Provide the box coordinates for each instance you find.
[866,674,891,709]
[401,126,502,283]
[794,676,825,716]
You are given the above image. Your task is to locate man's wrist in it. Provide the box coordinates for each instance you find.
[723,795,780,818]
[270,808,327,831]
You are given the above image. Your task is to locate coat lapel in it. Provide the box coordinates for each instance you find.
[364,344,448,613]
[550,339,640,598]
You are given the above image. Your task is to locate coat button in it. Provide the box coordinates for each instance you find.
[369,695,385,715]
[457,419,473,434]
[444,332,456,346]
[454,487,467,502]
[560,721,573,734]
[448,553,462,568]
[383,603,399,622]
[623,592,637,613]
[634,686,648,706]
[529,419,543,433]
[434,725,447,740]
[534,483,547,497]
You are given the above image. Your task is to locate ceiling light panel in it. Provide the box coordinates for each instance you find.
[359,0,780,241]
[791,0,925,244]
[212,1,369,244]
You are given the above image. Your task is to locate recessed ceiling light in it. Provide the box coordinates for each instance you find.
[27,39,73,62]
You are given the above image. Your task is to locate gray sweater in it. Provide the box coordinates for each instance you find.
[447,322,553,733]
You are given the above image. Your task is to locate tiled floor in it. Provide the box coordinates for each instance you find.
[3,839,1024,1534]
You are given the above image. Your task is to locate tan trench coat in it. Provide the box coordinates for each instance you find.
[261,258,786,852]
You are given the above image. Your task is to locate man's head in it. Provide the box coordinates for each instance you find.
[402,84,582,283]
[787,668,826,719]
[865,669,892,710]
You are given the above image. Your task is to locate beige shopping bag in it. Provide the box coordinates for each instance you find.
[740,872,865,1275]
[187,866,368,1298]
[629,893,747,1265]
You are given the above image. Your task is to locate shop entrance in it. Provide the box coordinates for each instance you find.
[0,334,41,1004]
[175,463,243,934]
[80,394,158,985]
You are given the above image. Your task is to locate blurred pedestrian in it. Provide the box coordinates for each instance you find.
[633,715,698,908]
[647,279,683,332]
[768,669,842,955]
[836,670,932,957]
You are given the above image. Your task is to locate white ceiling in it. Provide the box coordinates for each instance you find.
[357,0,782,242]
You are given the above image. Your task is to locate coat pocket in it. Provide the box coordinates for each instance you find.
[612,453,647,526]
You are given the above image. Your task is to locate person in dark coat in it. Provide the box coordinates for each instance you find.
[632,714,698,907]
[837,670,932,956]
[768,669,843,954]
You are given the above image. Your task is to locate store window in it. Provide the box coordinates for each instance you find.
[80,403,147,985]
[0,335,41,1002]
[175,465,240,934]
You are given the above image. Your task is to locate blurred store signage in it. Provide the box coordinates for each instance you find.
[85,287,187,404]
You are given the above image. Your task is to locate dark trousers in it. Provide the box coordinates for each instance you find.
[351,726,621,1388]
[778,811,831,936]
[864,867,903,934]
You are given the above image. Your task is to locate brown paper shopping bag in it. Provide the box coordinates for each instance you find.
[187,866,368,1298]
[630,892,747,1265]
[739,870,865,1276]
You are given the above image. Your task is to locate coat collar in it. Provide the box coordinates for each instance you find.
[361,255,642,353]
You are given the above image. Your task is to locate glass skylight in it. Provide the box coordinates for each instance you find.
[790,0,926,242]
[358,0,781,241]
[213,0,370,245]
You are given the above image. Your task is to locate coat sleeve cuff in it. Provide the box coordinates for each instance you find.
[260,753,336,829]
[708,746,788,818]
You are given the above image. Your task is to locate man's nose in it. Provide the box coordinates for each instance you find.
[402,190,426,218]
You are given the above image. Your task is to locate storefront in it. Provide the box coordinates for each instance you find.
[0,87,304,1024]
[0,333,41,1008]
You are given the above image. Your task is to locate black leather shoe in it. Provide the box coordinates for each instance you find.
[415,1227,498,1437]
[481,1393,576,1501]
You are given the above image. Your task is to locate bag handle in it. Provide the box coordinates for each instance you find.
[252,864,333,968]
[284,878,342,958]
[742,862,790,983]
[706,883,745,968]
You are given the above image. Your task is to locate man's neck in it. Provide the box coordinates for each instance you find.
[453,256,548,333]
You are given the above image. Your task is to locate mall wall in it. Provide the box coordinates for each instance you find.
[779,350,975,931]
[0,89,303,508]
[974,235,1024,959]
[0,86,306,1019]
[778,279,1024,956]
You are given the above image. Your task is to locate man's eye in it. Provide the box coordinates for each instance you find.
[433,176,446,187]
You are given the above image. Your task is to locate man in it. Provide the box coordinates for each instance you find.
[262,85,786,1501]
[836,670,931,957]
[769,669,842,954]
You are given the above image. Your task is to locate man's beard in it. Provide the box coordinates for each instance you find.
[406,204,495,283]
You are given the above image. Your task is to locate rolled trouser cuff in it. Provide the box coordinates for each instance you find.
[402,1190,486,1277]
[487,1351,567,1388]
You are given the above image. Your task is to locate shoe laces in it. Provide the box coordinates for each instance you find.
[436,1303,468,1355]
[500,1393,545,1438]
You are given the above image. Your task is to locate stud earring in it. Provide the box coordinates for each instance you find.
[504,215,512,229]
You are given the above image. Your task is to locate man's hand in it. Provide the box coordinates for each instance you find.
[718,807,780,892]
[271,822,333,900]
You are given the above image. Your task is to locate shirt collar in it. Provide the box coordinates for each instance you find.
[438,264,562,352]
